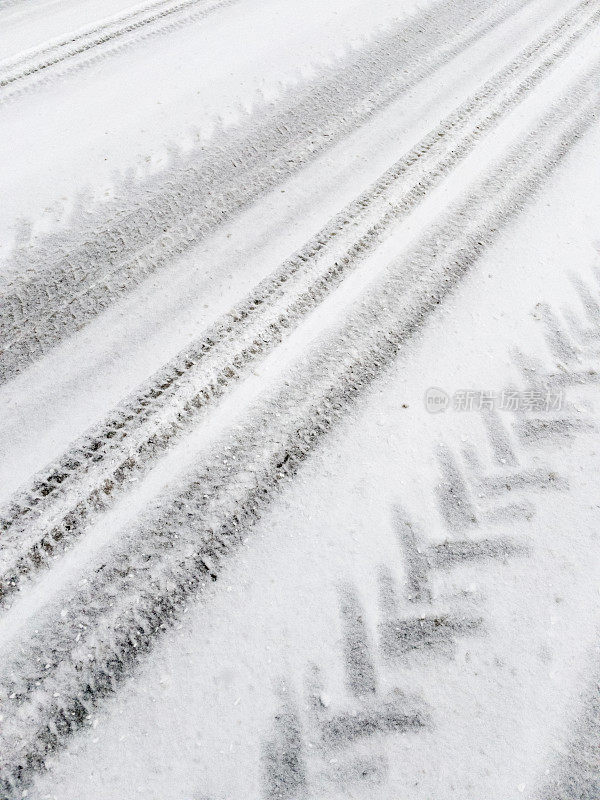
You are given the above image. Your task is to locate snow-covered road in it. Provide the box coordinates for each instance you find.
[0,0,599,797]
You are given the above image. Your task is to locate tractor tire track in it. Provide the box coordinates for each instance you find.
[257,275,600,800]
[263,588,429,799]
[259,341,596,800]
[0,0,596,608]
[0,63,596,797]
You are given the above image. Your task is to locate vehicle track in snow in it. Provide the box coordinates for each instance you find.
[0,60,597,795]
[200,259,600,800]
[213,110,600,800]
[0,0,597,611]
[259,353,599,800]
[0,0,239,99]
[21,250,600,800]
[0,0,540,383]
[541,659,600,800]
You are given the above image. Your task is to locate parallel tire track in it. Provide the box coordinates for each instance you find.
[0,0,597,608]
[0,0,239,97]
[0,0,536,382]
[0,64,597,796]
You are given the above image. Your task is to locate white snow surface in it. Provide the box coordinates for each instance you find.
[0,0,599,798]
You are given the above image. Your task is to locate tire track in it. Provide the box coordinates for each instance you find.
[259,412,574,798]
[0,0,239,97]
[258,307,600,800]
[0,63,596,797]
[540,656,600,800]
[0,0,537,382]
[263,587,429,799]
[258,417,591,800]
[1,0,596,607]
